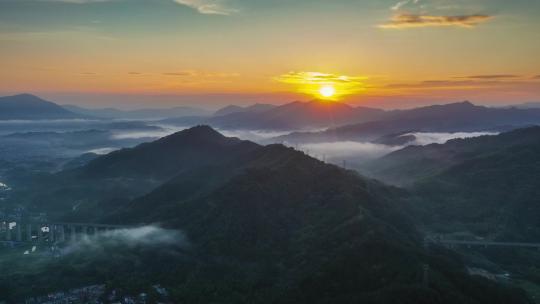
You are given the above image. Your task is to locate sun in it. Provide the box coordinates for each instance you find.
[319,85,335,98]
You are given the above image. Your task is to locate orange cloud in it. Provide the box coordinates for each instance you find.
[379,14,493,29]
[463,74,520,79]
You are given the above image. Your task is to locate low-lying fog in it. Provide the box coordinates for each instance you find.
[289,131,499,165]
[0,118,499,170]
[18,225,188,257]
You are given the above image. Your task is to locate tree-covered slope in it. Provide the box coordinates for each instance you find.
[363,126,540,186]
[99,138,529,303]
[364,126,540,241]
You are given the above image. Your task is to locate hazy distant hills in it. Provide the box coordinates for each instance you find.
[158,100,386,131]
[0,94,83,120]
[213,103,276,116]
[207,100,386,130]
[365,126,540,241]
[63,104,212,119]
[277,101,540,143]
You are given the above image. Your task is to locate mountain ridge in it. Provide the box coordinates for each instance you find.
[0,94,83,120]
[276,101,540,143]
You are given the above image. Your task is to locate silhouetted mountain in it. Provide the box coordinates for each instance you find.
[63,104,212,119]
[92,127,527,304]
[277,101,540,143]
[0,94,82,120]
[213,103,276,116]
[19,126,259,215]
[209,100,385,130]
[9,125,529,303]
[214,105,244,116]
[366,126,540,241]
[82,125,259,179]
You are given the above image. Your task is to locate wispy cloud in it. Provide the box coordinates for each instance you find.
[390,0,419,11]
[386,79,540,91]
[162,70,239,78]
[276,72,367,85]
[534,75,540,79]
[163,72,193,76]
[379,14,493,29]
[173,0,238,15]
[459,74,520,79]
[40,0,239,15]
[38,0,112,3]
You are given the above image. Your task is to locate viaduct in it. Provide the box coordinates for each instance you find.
[1,220,129,244]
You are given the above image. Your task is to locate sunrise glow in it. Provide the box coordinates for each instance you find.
[319,86,335,99]
[0,0,538,108]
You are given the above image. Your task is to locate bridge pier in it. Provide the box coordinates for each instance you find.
[70,225,77,241]
[49,224,55,242]
[2,221,130,244]
[6,223,11,241]
[16,224,22,242]
[27,223,32,242]
[37,225,43,243]
[58,225,65,242]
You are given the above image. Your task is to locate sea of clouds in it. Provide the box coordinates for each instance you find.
[293,131,499,163]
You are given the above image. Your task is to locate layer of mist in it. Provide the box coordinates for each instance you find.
[407,131,499,145]
[292,131,500,165]
[62,225,189,255]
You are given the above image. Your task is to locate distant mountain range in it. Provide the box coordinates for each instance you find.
[276,101,540,143]
[155,100,386,131]
[10,125,526,303]
[364,126,540,241]
[63,104,212,119]
[206,100,386,130]
[0,94,82,120]
[213,103,276,116]
[0,94,386,130]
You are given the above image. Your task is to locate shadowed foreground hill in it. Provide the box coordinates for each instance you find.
[365,126,540,241]
[85,127,528,304]
[5,126,531,303]
[13,126,259,216]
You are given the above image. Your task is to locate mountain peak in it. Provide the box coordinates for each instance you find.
[12,93,38,98]
[83,125,259,179]
[455,100,475,107]
[1,93,46,103]
[0,93,81,120]
[177,125,222,138]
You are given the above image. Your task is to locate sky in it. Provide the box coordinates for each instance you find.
[0,0,539,109]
